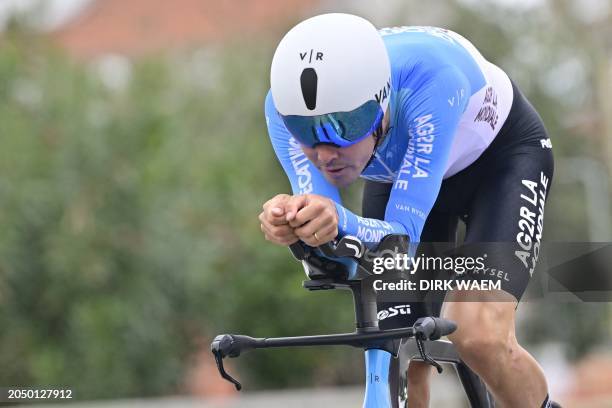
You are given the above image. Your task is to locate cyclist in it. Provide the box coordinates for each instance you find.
[260,13,555,407]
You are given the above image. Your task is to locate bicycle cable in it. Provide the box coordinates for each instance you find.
[415,337,443,374]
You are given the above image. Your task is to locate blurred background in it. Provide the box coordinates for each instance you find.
[1,0,611,407]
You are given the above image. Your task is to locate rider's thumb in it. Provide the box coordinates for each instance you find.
[285,194,307,222]
[285,207,297,222]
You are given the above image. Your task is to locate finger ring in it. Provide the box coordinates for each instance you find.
[313,232,320,241]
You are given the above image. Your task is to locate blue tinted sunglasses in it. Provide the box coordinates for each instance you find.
[280,100,384,148]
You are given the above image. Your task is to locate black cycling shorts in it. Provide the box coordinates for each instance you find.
[365,80,554,330]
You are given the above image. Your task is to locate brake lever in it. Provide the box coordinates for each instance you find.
[212,350,242,390]
[413,318,443,373]
[414,336,443,374]
[211,335,243,390]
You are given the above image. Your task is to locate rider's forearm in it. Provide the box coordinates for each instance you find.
[334,202,417,244]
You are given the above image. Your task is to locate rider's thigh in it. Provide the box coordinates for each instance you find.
[464,144,553,301]
[362,180,393,219]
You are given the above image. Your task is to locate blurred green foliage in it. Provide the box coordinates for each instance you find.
[0,27,360,398]
[0,0,610,400]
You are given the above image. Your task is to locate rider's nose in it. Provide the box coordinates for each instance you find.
[315,144,340,165]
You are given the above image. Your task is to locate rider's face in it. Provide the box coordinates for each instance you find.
[301,135,376,188]
[300,109,389,188]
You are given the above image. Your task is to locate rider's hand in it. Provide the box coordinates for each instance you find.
[285,194,339,246]
[259,194,299,246]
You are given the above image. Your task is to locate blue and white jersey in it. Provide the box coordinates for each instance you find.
[265,26,513,245]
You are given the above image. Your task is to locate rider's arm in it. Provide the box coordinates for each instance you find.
[330,67,471,244]
[383,66,471,242]
[265,91,403,242]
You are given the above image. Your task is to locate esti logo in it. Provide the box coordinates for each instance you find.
[377,304,411,321]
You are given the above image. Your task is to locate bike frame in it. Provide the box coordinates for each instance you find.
[364,348,393,407]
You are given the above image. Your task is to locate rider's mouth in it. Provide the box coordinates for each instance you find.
[325,166,347,175]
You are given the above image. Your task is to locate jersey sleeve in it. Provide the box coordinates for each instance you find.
[383,66,471,242]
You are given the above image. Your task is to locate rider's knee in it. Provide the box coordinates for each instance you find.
[451,329,517,364]
[445,298,518,364]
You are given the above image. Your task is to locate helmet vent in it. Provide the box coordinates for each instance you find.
[300,68,318,110]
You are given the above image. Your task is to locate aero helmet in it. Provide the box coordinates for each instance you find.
[270,13,391,148]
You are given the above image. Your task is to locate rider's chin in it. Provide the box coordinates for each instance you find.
[328,173,354,187]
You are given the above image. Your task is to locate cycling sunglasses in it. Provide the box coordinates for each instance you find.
[280,99,384,148]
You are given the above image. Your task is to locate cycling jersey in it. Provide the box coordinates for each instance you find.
[371,79,553,320]
[265,26,514,245]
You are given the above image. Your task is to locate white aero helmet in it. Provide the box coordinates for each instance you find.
[270,13,391,148]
